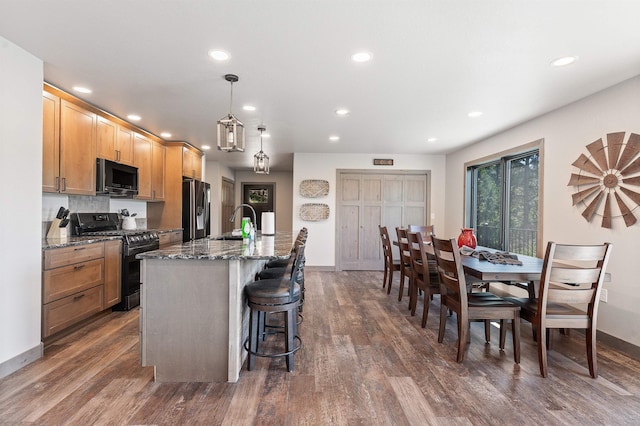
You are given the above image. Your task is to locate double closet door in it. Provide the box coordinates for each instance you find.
[337,171,429,270]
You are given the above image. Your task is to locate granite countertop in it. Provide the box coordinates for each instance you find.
[42,228,183,250]
[43,235,122,250]
[136,231,295,261]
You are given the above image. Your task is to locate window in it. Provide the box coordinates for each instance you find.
[466,147,540,256]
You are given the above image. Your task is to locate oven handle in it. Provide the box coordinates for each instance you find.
[125,243,159,257]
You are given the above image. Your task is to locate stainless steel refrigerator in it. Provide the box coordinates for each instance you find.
[182,179,211,241]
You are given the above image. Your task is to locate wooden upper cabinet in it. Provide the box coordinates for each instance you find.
[117,126,134,165]
[183,147,203,180]
[59,100,97,195]
[134,133,153,200]
[97,117,135,166]
[42,91,60,193]
[96,116,117,161]
[151,141,166,201]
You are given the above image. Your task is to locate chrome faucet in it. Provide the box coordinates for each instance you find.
[230,204,257,230]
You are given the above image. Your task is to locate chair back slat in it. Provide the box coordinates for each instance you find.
[549,267,602,286]
[547,288,595,304]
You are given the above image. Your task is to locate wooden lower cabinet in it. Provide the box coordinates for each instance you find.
[42,240,122,340]
[104,240,122,309]
[43,286,104,338]
[159,230,183,248]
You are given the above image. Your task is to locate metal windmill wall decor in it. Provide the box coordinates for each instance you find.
[568,131,640,228]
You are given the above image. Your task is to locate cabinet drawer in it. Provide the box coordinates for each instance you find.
[44,242,105,269]
[43,285,104,338]
[43,258,104,303]
[159,231,183,248]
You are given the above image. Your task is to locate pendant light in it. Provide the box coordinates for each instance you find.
[254,125,270,174]
[217,74,245,152]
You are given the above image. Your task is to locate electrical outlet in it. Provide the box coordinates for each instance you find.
[600,289,608,303]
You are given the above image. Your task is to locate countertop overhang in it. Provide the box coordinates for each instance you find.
[136,231,295,261]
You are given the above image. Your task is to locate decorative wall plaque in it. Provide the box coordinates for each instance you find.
[299,179,329,198]
[568,131,640,228]
[299,203,330,221]
[373,159,394,166]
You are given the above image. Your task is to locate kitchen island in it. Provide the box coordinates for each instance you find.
[137,232,294,383]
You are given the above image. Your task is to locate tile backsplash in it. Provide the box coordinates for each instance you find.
[42,193,148,236]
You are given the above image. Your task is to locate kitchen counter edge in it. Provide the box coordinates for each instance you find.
[136,231,295,261]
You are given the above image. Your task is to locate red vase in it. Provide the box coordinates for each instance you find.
[457,228,477,249]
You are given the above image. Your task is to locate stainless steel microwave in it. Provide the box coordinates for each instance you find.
[96,158,139,197]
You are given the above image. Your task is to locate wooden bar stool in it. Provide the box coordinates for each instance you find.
[245,245,305,371]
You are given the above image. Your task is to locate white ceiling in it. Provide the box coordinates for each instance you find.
[2,1,640,172]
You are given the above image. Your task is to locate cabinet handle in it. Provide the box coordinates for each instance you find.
[73,264,86,271]
[73,294,86,301]
[74,247,86,251]
[61,178,66,192]
[153,190,156,199]
[55,176,60,191]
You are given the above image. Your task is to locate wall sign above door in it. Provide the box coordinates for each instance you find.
[568,131,640,228]
[373,159,394,166]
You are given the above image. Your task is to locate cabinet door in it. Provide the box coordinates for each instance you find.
[117,126,134,165]
[42,91,60,193]
[96,116,117,161]
[183,148,202,180]
[151,141,166,200]
[59,100,97,195]
[104,240,121,308]
[134,133,152,199]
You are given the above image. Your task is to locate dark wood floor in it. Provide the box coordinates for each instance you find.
[2,271,640,425]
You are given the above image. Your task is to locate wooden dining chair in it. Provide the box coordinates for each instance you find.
[430,235,521,363]
[408,224,435,236]
[505,241,613,378]
[378,225,401,294]
[395,227,413,303]
[407,231,440,327]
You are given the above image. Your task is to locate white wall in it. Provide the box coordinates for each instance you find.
[445,75,640,346]
[204,160,235,236]
[293,153,446,267]
[0,37,43,373]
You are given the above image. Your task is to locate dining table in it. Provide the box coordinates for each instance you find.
[394,238,544,297]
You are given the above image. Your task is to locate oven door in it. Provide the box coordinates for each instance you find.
[113,241,159,311]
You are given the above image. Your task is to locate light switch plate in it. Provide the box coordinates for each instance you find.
[600,289,608,303]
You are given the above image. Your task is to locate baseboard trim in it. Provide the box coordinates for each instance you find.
[0,343,43,380]
[306,265,336,272]
[591,330,640,361]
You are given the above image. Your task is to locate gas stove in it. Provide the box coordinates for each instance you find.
[71,213,159,249]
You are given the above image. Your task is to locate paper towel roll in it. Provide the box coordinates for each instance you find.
[261,212,275,235]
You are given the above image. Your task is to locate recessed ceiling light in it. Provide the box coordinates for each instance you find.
[160,132,172,138]
[551,56,578,67]
[329,135,340,142]
[427,137,437,142]
[335,108,349,116]
[127,114,141,121]
[209,50,230,61]
[201,145,211,150]
[243,105,256,111]
[351,51,372,63]
[73,86,92,94]
[468,111,483,118]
